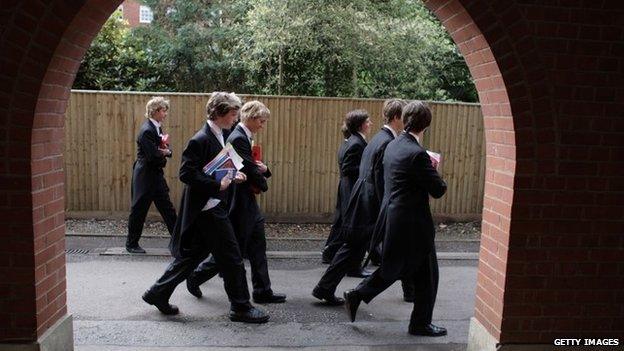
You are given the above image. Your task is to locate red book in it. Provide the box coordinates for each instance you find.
[251,144,263,195]
[252,144,262,162]
[160,134,170,149]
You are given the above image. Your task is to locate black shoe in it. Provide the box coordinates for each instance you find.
[343,289,361,322]
[186,276,203,298]
[408,323,447,337]
[229,307,270,324]
[346,268,372,278]
[312,286,344,306]
[253,292,287,304]
[126,245,146,254]
[142,291,179,315]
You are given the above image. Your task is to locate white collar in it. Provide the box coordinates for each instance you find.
[358,131,366,141]
[408,131,421,144]
[383,125,397,138]
[239,123,254,142]
[149,118,161,130]
[207,119,223,136]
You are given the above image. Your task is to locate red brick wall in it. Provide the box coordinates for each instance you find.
[426,0,624,343]
[424,0,516,340]
[0,0,622,345]
[120,0,141,28]
[0,0,122,341]
[501,1,624,342]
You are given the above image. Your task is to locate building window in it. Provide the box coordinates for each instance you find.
[139,5,153,23]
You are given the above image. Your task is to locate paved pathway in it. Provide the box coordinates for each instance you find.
[67,254,476,350]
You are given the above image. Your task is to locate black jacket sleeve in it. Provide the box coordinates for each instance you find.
[373,142,389,202]
[413,151,447,199]
[179,138,221,197]
[341,143,364,182]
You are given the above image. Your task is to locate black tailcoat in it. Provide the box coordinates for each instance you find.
[226,124,272,254]
[169,123,224,258]
[127,119,176,247]
[376,133,447,280]
[323,133,367,254]
[341,127,395,241]
[131,120,171,200]
[332,133,367,231]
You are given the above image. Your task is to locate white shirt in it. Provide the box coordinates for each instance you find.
[383,125,398,138]
[207,119,225,147]
[358,131,366,141]
[238,123,254,144]
[149,118,162,136]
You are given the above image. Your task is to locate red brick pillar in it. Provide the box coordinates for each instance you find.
[425,1,624,349]
[1,1,622,350]
[1,1,120,350]
[498,1,624,347]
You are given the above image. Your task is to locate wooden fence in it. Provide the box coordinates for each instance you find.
[64,91,485,222]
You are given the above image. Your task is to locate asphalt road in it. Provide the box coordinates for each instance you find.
[67,253,477,350]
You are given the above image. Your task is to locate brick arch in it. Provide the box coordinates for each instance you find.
[2,0,622,350]
[425,1,562,345]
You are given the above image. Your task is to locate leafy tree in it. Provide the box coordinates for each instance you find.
[135,0,250,92]
[74,0,477,102]
[236,0,476,101]
[74,9,170,91]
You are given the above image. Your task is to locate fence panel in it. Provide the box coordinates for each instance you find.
[64,91,485,222]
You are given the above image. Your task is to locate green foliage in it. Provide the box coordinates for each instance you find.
[74,10,170,91]
[74,0,477,102]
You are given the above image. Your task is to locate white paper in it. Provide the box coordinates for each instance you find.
[202,143,245,211]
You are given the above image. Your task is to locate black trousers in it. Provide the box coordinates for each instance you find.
[189,215,272,296]
[355,248,439,327]
[317,237,368,294]
[146,208,252,312]
[127,174,176,247]
[318,234,415,296]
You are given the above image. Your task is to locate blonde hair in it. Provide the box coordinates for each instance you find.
[206,92,242,120]
[145,97,169,118]
[239,101,270,122]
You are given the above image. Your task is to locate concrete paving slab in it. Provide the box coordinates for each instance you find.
[66,234,480,253]
[67,255,477,350]
[99,247,478,260]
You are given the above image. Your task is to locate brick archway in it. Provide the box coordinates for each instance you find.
[1,1,622,350]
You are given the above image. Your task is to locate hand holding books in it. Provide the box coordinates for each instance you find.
[202,143,245,211]
[219,170,234,191]
[233,171,247,184]
[255,161,268,174]
[218,170,246,190]
[159,134,172,157]
[427,150,442,171]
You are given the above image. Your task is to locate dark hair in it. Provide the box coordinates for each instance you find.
[344,109,369,136]
[383,99,405,124]
[206,92,242,120]
[341,123,351,139]
[402,101,432,133]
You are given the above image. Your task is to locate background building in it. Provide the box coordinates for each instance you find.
[119,0,153,27]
